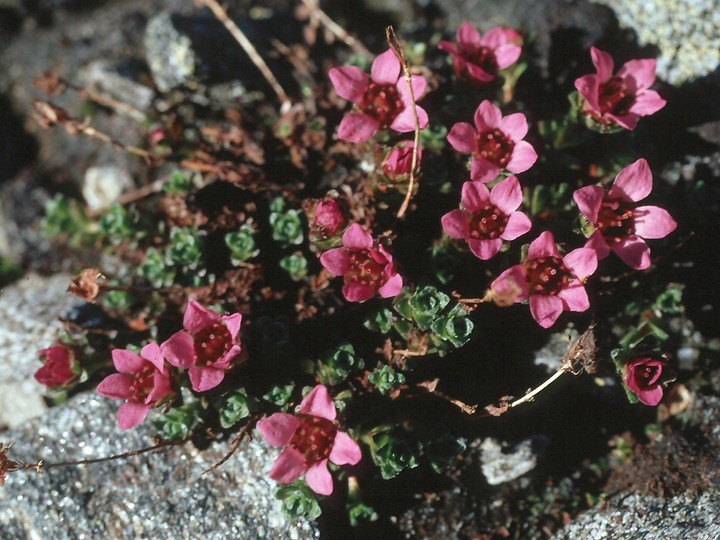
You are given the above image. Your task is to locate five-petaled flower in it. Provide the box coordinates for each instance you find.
[574,46,666,131]
[320,223,403,302]
[96,343,173,430]
[381,141,422,182]
[160,300,243,392]
[447,100,537,183]
[34,344,76,387]
[442,176,532,259]
[625,356,666,406]
[491,231,598,328]
[329,49,429,143]
[257,385,362,496]
[439,23,522,86]
[573,158,677,270]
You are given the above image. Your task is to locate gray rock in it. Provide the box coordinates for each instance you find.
[0,393,320,539]
[82,164,134,212]
[479,436,545,485]
[79,59,156,118]
[0,272,81,428]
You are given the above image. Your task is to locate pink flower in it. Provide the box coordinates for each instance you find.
[574,47,666,131]
[96,343,173,430]
[447,100,537,183]
[625,357,665,406]
[320,223,403,302]
[329,49,429,143]
[573,159,677,270]
[439,23,522,86]
[257,385,362,496]
[442,176,532,259]
[310,198,347,237]
[34,345,76,387]
[381,141,422,182]
[160,300,243,392]
[491,231,598,328]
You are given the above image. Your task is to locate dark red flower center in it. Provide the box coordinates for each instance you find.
[632,363,660,389]
[598,76,635,116]
[346,249,387,289]
[468,203,509,240]
[129,363,159,401]
[290,414,338,465]
[597,197,635,243]
[474,129,515,168]
[359,82,403,129]
[524,256,572,295]
[193,321,233,366]
[459,44,498,75]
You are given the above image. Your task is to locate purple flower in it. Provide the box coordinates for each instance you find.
[257,385,362,496]
[320,223,403,303]
[625,357,665,406]
[96,343,173,430]
[329,49,429,143]
[447,100,537,183]
[381,141,422,182]
[442,176,532,259]
[573,158,677,270]
[439,23,522,86]
[574,47,666,130]
[160,300,243,392]
[491,231,598,328]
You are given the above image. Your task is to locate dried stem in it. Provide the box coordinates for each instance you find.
[202,422,253,475]
[300,0,373,59]
[508,366,570,409]
[198,0,292,111]
[386,26,421,219]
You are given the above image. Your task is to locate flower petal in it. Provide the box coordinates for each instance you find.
[501,211,532,241]
[462,180,490,211]
[337,112,379,143]
[160,331,196,369]
[470,158,501,183]
[183,299,220,333]
[268,447,307,484]
[617,58,657,89]
[557,282,590,312]
[590,47,614,81]
[147,372,173,403]
[465,63,495,84]
[329,431,362,466]
[633,205,677,239]
[378,273,403,298]
[389,105,429,132]
[563,247,598,279]
[397,75,427,104]
[305,459,334,496]
[188,366,225,392]
[529,295,564,328]
[612,235,651,270]
[447,122,477,154]
[636,386,664,406]
[320,247,351,277]
[494,44,522,70]
[457,21,481,45]
[585,230,611,260]
[469,238,503,259]
[301,385,337,420]
[609,159,652,202]
[97,373,133,400]
[341,223,373,251]
[140,342,166,373]
[500,112,528,141]
[257,412,300,447]
[574,74,601,111]
[221,312,243,343]
[474,100,502,131]
[343,282,376,303]
[628,90,666,116]
[506,141,538,174]
[442,209,469,239]
[573,185,604,223]
[489,176,522,214]
[117,402,151,430]
[528,231,560,259]
[111,348,144,373]
[491,265,529,302]
[328,66,368,103]
[371,49,401,85]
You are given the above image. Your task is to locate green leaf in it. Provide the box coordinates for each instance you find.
[275,483,322,520]
[409,285,450,330]
[215,388,260,429]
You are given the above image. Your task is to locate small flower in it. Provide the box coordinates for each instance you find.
[34,345,76,387]
[96,343,173,430]
[257,385,362,496]
[160,300,243,392]
[308,198,347,238]
[574,47,666,131]
[329,49,429,143]
[439,23,522,86]
[491,231,598,328]
[573,158,677,270]
[320,223,403,302]
[447,100,537,183]
[381,141,422,182]
[625,356,666,406]
[442,176,532,259]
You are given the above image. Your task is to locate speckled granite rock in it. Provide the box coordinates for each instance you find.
[0,273,81,428]
[592,0,720,84]
[0,393,319,539]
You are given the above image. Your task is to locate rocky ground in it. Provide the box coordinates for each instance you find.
[1,0,720,538]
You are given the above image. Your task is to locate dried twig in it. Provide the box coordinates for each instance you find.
[197,0,292,111]
[386,26,421,219]
[202,423,253,475]
[300,0,373,59]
